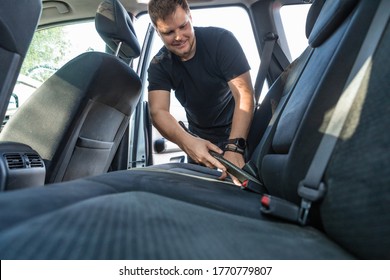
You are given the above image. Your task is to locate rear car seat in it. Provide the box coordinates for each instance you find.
[0,0,388,259]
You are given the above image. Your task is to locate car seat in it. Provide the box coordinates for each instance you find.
[0,0,142,183]
[0,0,41,130]
[0,0,388,260]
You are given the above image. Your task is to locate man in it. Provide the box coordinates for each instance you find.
[147,0,254,185]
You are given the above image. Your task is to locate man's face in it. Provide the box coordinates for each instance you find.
[155,6,196,61]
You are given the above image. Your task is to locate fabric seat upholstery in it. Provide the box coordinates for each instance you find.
[0,0,388,260]
[0,0,142,183]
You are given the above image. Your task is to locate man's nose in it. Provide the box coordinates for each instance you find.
[174,29,182,41]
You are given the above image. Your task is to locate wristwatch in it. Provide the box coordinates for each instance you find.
[224,138,247,155]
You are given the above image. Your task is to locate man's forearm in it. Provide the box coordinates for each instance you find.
[228,71,255,140]
[150,110,188,148]
[229,93,254,140]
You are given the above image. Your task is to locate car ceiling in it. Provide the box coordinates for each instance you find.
[39,0,304,27]
[40,0,254,26]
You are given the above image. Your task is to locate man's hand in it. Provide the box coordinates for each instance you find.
[180,135,228,175]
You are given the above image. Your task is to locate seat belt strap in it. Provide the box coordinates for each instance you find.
[261,0,389,225]
[254,32,278,105]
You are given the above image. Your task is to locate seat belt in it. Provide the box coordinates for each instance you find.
[261,0,389,225]
[254,32,278,105]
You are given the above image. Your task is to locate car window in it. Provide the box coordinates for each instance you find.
[279,4,311,61]
[1,21,105,131]
[21,22,106,82]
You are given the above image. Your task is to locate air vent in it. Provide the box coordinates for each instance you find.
[26,153,44,168]
[4,153,24,169]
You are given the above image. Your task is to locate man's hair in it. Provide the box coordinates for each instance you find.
[148,0,190,26]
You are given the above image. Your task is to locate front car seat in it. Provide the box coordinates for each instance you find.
[0,0,41,129]
[0,0,142,183]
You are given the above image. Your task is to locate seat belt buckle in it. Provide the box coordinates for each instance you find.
[241,179,249,189]
[260,183,326,225]
[241,179,266,194]
[298,199,311,225]
[260,194,301,223]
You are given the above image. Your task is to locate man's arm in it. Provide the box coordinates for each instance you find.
[224,71,255,184]
[148,89,227,172]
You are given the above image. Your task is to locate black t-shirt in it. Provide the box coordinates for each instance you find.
[148,26,250,143]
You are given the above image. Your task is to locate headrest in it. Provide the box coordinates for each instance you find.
[0,0,41,55]
[307,0,358,48]
[95,0,141,60]
[305,0,326,39]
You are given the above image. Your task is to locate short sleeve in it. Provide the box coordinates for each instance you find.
[147,48,173,92]
[215,30,251,81]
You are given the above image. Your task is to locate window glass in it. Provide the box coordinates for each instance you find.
[279,4,311,60]
[21,22,105,83]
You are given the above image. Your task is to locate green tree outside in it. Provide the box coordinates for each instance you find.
[21,27,71,82]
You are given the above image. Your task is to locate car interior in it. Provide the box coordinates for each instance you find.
[0,0,142,184]
[0,0,389,260]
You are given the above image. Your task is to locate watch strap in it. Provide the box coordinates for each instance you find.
[224,144,245,155]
